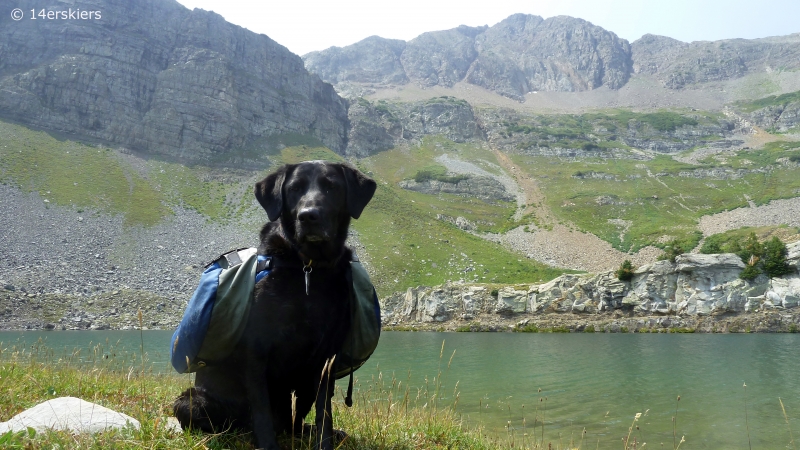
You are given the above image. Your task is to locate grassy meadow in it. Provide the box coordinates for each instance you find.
[511,140,800,252]
[0,339,579,450]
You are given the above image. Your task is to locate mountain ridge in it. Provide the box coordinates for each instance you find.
[0,0,347,164]
[304,13,800,101]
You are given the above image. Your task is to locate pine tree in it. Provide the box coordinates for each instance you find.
[737,232,762,263]
[616,260,635,281]
[762,237,793,278]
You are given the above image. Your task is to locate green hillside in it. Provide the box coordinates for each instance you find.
[512,140,800,252]
[0,121,565,296]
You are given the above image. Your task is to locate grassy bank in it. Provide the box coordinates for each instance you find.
[0,340,534,450]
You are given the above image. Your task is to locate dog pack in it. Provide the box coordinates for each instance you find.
[170,248,381,380]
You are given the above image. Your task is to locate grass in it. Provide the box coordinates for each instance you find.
[700,225,800,254]
[0,121,168,226]
[510,140,800,252]
[0,339,575,450]
[0,120,566,297]
[0,120,260,226]
[734,89,800,113]
[353,138,565,295]
[502,109,721,152]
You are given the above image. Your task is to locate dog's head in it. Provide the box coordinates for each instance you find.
[255,161,376,261]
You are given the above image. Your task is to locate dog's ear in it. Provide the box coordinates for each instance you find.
[254,165,291,222]
[341,164,377,219]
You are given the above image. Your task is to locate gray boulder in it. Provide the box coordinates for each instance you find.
[0,397,139,434]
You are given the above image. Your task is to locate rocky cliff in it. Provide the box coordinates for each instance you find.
[632,33,800,89]
[743,102,800,132]
[306,17,800,99]
[346,96,483,157]
[399,175,515,202]
[0,0,348,163]
[476,107,739,157]
[305,14,632,100]
[381,243,800,331]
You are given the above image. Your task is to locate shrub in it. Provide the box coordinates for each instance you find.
[700,239,722,254]
[615,260,635,281]
[658,242,684,263]
[737,232,762,262]
[739,262,762,281]
[762,237,793,278]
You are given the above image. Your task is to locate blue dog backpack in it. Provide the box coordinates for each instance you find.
[170,248,381,382]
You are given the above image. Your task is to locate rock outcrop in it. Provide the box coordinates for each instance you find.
[346,97,483,156]
[465,15,631,98]
[303,36,408,85]
[744,101,800,132]
[0,0,348,163]
[305,14,632,100]
[381,244,800,325]
[477,108,737,157]
[631,33,800,89]
[399,175,515,202]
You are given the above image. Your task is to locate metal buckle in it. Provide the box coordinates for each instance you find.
[224,251,243,267]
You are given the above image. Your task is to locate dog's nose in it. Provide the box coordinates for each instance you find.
[298,207,320,223]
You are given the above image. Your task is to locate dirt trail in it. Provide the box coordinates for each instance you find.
[488,147,662,272]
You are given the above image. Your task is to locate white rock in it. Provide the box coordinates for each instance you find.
[495,287,527,314]
[0,397,140,434]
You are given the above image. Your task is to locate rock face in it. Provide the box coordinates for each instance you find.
[381,245,800,324]
[346,97,483,157]
[401,25,487,87]
[399,175,515,202]
[0,397,139,434]
[744,102,800,132]
[0,0,348,163]
[477,108,737,157]
[305,14,632,100]
[631,33,800,89]
[466,15,631,98]
[307,18,800,98]
[303,36,408,85]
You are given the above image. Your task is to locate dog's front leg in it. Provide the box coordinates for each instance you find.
[245,359,280,450]
[314,360,336,450]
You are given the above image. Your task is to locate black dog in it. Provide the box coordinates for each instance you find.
[173,161,376,450]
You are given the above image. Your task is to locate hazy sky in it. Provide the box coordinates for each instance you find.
[175,0,800,56]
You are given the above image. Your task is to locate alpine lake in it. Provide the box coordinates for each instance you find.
[2,330,800,449]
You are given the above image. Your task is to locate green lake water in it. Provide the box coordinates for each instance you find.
[2,330,799,449]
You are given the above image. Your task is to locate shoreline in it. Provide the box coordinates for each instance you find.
[383,310,800,333]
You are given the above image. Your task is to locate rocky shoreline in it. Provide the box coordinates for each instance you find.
[383,310,800,334]
[379,245,800,333]
[4,246,799,333]
[3,287,800,334]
